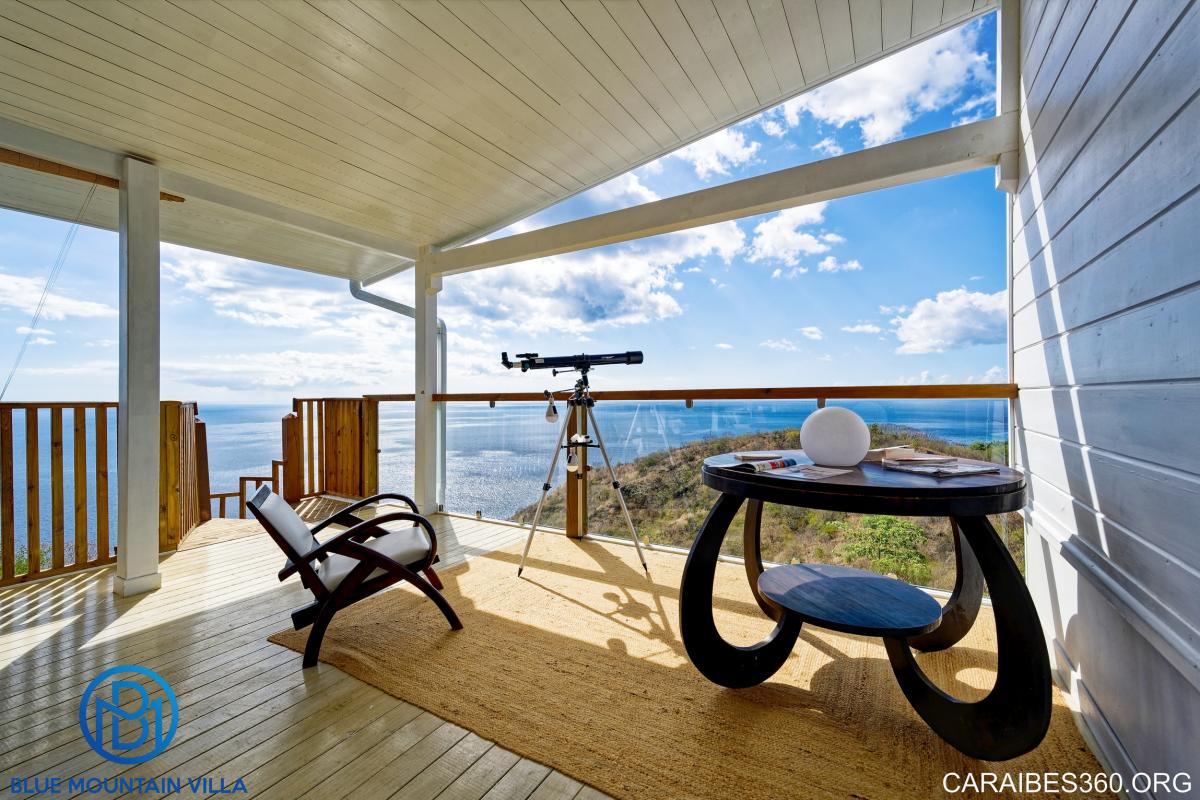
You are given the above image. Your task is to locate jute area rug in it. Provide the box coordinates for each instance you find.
[270,534,1106,800]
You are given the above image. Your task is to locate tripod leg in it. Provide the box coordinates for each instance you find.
[518,409,571,577]
[587,405,650,575]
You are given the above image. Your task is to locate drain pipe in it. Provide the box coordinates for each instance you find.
[349,279,447,510]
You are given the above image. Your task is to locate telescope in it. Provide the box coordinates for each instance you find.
[500,350,643,375]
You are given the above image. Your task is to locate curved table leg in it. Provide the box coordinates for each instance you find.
[908,519,984,652]
[741,499,782,620]
[884,515,1051,760]
[680,493,801,688]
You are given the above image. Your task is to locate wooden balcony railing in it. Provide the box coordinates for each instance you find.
[0,400,209,587]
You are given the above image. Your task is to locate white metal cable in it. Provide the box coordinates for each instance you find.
[0,182,98,401]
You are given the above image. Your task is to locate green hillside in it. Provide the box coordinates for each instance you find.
[512,424,1021,590]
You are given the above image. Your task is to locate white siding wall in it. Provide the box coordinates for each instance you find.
[1013,0,1200,787]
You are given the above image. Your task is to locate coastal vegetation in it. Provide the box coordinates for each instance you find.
[513,424,1021,590]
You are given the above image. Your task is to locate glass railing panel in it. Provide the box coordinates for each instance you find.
[377,401,416,502]
[441,396,1015,593]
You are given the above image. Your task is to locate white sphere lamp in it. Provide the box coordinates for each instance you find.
[800,407,871,467]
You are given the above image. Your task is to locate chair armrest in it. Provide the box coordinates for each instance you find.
[309,493,421,534]
[305,511,439,565]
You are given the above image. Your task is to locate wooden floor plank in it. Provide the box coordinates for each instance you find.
[390,733,494,800]
[481,760,553,800]
[0,515,609,800]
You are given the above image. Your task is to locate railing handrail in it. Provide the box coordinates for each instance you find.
[430,383,1018,403]
[0,401,120,409]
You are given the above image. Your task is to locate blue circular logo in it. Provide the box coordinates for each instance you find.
[79,665,178,764]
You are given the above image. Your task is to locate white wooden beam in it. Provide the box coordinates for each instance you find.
[995,0,1020,193]
[115,157,161,597]
[413,250,442,512]
[159,171,419,263]
[0,115,417,264]
[429,113,1018,276]
[0,116,123,179]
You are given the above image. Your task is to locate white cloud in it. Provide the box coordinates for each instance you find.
[771,268,783,279]
[714,342,734,350]
[29,336,55,346]
[748,204,832,265]
[821,232,846,244]
[588,172,660,206]
[771,24,991,146]
[892,288,1006,353]
[670,128,760,179]
[760,119,787,137]
[812,137,844,157]
[16,326,53,335]
[879,304,908,314]
[817,256,862,272]
[442,221,745,342]
[759,338,798,352]
[817,354,833,362]
[842,322,881,334]
[0,273,116,320]
[898,370,953,385]
[968,365,1007,383]
[797,326,824,340]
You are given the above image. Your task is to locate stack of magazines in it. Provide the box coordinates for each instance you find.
[877,449,1000,477]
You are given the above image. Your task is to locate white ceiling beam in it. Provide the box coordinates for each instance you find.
[0,116,123,179]
[160,171,418,263]
[429,113,1018,276]
[0,114,417,264]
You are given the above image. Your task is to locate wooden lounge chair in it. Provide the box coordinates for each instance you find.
[248,486,462,667]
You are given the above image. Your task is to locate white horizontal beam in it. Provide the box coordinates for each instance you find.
[0,114,417,264]
[429,114,1018,276]
[160,170,418,263]
[0,116,123,179]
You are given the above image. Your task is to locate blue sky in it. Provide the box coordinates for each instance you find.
[0,15,1007,403]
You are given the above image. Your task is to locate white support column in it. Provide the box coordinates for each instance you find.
[115,157,161,597]
[995,0,1020,193]
[414,249,442,513]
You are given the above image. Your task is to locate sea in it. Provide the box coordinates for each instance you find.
[5,399,1008,553]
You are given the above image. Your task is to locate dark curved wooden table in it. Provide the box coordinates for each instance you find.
[678,450,1051,760]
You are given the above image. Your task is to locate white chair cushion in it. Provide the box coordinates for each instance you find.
[316,525,432,591]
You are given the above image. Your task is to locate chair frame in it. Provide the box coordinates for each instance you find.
[248,487,463,667]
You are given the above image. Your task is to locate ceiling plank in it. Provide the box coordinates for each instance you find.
[429,113,1017,275]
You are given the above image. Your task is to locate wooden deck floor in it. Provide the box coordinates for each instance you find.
[0,511,610,800]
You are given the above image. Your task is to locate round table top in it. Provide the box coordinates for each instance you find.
[758,563,944,637]
[702,449,1025,516]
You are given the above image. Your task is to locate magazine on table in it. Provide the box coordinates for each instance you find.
[881,459,1000,477]
[727,455,852,480]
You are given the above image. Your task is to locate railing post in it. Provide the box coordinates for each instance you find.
[361,397,379,497]
[158,400,182,552]
[281,412,304,504]
[195,416,211,523]
[565,405,589,538]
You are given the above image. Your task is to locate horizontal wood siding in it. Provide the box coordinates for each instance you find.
[1012,0,1200,787]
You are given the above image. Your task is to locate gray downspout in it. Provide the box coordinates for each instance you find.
[349,280,447,511]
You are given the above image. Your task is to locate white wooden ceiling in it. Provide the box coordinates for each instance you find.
[0,0,994,279]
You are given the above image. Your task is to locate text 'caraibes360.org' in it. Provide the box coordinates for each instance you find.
[943,771,1193,795]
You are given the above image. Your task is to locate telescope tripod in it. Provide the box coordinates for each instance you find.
[517,374,649,577]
